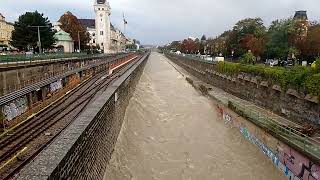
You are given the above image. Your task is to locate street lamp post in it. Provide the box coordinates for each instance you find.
[28,25,48,54]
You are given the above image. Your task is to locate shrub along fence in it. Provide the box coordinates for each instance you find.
[215,61,320,97]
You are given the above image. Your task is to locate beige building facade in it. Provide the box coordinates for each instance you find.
[77,0,132,53]
[0,13,14,46]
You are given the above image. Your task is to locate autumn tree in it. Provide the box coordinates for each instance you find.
[232,18,267,57]
[301,23,320,59]
[58,11,90,50]
[11,11,55,51]
[181,38,198,54]
[207,33,228,56]
[289,19,309,54]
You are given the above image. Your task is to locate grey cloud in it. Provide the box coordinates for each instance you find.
[1,0,320,45]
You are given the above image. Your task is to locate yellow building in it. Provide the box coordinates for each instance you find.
[0,13,14,46]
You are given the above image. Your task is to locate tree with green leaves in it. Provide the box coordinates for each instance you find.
[233,18,266,38]
[266,18,295,59]
[201,35,207,41]
[241,51,256,64]
[231,18,267,57]
[11,11,55,52]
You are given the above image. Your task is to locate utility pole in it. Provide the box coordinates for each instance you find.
[78,31,81,53]
[28,26,48,54]
[123,13,128,35]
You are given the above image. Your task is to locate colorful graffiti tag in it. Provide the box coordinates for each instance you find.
[49,80,63,93]
[218,105,320,180]
[2,96,28,121]
[277,143,320,180]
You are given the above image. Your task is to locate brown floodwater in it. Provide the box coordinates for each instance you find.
[104,52,286,180]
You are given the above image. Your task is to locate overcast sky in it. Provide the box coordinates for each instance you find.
[1,0,320,45]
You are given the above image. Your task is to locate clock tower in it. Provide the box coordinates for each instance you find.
[94,0,111,53]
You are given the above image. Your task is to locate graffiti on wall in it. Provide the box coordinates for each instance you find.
[277,143,320,180]
[50,80,63,93]
[218,105,320,180]
[2,96,28,121]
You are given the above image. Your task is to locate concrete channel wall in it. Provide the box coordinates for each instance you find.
[165,53,320,126]
[218,104,320,180]
[16,53,149,180]
[165,53,320,180]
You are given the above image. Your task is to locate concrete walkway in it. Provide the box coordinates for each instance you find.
[104,52,285,180]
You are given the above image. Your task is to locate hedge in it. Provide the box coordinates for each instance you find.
[306,73,320,96]
[215,62,319,95]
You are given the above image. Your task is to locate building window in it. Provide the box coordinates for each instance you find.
[92,33,95,37]
[102,8,104,10]
[93,39,95,43]
[101,43,103,46]
[100,31,103,35]
[98,8,100,10]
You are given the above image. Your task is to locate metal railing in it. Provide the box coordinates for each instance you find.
[229,100,320,162]
[0,53,104,64]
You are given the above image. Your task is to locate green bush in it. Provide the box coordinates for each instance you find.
[214,61,318,95]
[217,62,240,75]
[313,58,320,72]
[306,73,320,96]
[241,52,256,64]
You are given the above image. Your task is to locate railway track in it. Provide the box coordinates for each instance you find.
[0,54,142,180]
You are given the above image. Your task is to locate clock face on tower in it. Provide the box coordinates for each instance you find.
[97,0,106,4]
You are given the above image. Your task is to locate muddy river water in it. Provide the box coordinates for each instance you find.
[104,52,286,180]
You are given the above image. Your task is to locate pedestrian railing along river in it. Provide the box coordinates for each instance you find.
[229,100,320,163]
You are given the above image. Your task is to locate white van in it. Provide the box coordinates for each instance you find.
[214,57,225,62]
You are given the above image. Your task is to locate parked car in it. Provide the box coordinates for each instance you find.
[270,59,279,67]
[205,56,213,61]
[286,59,294,66]
[175,51,181,55]
[265,59,279,67]
[214,57,225,62]
[265,59,273,66]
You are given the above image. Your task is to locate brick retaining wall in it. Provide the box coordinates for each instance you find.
[16,53,149,180]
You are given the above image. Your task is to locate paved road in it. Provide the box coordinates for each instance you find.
[104,52,285,180]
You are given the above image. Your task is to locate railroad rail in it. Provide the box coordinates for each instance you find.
[0,53,143,180]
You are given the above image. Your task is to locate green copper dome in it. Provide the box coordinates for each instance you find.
[54,30,73,41]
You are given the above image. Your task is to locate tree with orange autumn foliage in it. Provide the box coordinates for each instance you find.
[58,12,90,50]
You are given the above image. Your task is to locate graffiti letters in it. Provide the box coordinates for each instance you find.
[49,80,63,92]
[1,96,28,121]
[219,108,320,180]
